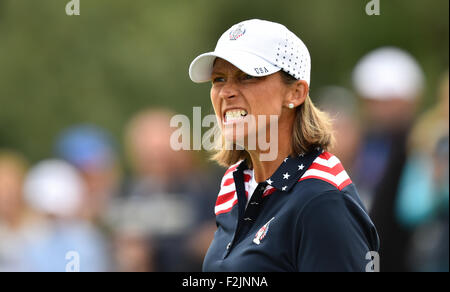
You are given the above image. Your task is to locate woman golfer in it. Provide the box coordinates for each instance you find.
[188,19,379,272]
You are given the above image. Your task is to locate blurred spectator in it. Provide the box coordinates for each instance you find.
[54,125,121,222]
[316,86,362,176]
[352,47,425,271]
[106,108,219,271]
[112,228,156,272]
[0,150,40,271]
[0,150,29,229]
[395,72,449,271]
[352,46,424,207]
[22,159,111,272]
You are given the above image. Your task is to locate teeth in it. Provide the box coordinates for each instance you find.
[225,109,248,122]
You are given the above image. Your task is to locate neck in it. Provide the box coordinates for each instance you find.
[247,122,293,183]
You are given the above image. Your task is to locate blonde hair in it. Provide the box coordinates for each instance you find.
[210,72,335,168]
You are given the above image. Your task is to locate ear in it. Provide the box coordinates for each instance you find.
[285,80,309,109]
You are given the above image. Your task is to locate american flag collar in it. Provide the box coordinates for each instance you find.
[235,147,324,193]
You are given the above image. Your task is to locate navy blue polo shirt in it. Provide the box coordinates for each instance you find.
[203,149,380,272]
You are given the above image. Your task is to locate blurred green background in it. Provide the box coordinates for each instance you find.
[0,0,448,162]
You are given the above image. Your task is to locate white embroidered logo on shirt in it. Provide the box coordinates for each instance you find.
[253,217,275,245]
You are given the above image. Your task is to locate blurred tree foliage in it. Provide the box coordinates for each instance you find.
[0,0,448,162]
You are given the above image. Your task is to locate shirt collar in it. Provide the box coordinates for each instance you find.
[236,147,323,193]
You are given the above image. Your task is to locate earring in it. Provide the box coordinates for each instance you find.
[288,103,294,109]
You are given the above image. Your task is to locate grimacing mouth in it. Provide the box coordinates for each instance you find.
[223,108,248,123]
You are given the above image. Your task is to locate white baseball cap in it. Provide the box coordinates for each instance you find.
[189,19,311,85]
[352,47,425,100]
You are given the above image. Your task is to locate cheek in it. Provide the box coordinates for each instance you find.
[246,100,281,137]
[210,88,221,119]
[248,93,283,119]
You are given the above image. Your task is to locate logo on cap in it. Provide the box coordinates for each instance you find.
[229,24,246,40]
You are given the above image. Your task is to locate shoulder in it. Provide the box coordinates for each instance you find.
[288,151,370,216]
[295,188,379,255]
[286,153,379,252]
[294,188,380,271]
[289,152,354,205]
[300,151,352,191]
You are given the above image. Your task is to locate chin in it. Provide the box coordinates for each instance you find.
[223,130,246,148]
[222,127,259,151]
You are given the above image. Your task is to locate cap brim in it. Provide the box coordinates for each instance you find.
[189,50,281,83]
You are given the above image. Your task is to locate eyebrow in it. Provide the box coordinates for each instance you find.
[211,70,224,76]
[211,68,246,77]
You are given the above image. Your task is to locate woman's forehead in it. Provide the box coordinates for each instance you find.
[212,58,241,74]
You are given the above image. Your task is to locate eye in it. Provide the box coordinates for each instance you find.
[242,74,256,80]
[212,76,225,84]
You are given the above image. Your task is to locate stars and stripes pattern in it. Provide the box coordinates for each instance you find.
[215,161,276,216]
[214,160,242,216]
[214,150,352,216]
[299,152,352,191]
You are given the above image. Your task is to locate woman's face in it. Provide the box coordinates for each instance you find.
[210,58,292,149]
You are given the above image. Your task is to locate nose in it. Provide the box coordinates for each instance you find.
[218,79,239,100]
